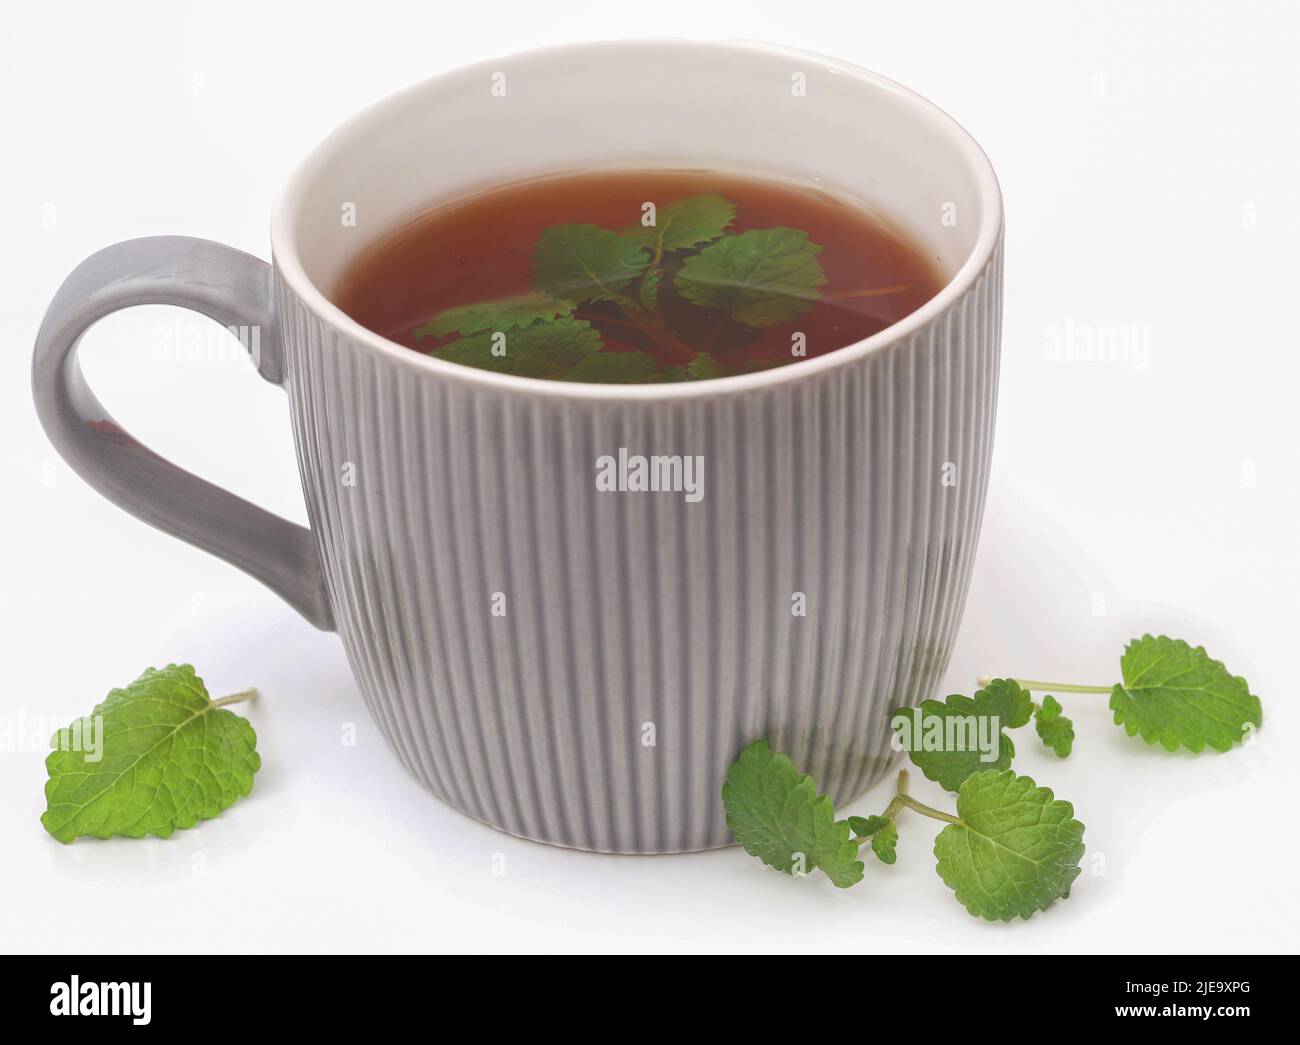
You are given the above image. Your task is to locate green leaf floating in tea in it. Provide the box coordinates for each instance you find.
[620,192,736,256]
[675,226,828,327]
[684,352,727,380]
[413,193,839,383]
[638,268,664,314]
[413,291,574,339]
[437,315,605,380]
[532,223,652,303]
[561,349,658,384]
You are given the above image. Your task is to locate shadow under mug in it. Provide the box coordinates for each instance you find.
[32,40,1003,853]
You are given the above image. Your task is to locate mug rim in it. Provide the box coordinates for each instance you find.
[270,38,1003,400]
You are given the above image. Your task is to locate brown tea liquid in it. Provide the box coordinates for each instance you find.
[333,169,945,382]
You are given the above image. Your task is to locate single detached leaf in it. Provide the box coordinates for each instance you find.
[1109,635,1262,753]
[848,814,888,837]
[413,292,573,340]
[722,739,864,888]
[934,770,1085,922]
[560,349,657,384]
[1034,695,1075,758]
[532,223,650,302]
[674,227,827,327]
[42,664,260,843]
[870,820,899,865]
[436,315,603,379]
[892,685,1018,793]
[623,193,736,253]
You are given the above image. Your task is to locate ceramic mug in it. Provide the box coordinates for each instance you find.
[32,40,1003,853]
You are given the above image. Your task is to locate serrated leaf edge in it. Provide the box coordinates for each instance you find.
[932,770,1085,923]
[1109,634,1262,754]
[41,664,261,843]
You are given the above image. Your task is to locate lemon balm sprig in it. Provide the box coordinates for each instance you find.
[978,635,1261,757]
[723,633,1262,919]
[846,768,957,865]
[890,635,1260,783]
[722,742,1085,921]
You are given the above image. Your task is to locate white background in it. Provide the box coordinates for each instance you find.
[3,0,1297,954]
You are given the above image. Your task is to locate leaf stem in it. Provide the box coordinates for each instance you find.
[574,308,640,333]
[896,795,962,825]
[882,768,910,821]
[650,232,667,268]
[977,677,1111,694]
[210,688,258,708]
[701,311,730,354]
[609,294,696,365]
[856,768,960,847]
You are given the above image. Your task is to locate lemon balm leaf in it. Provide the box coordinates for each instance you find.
[1034,696,1075,757]
[658,354,732,382]
[722,739,864,888]
[848,814,888,837]
[1109,635,1262,752]
[934,770,1086,922]
[675,227,827,327]
[851,809,902,864]
[869,820,900,865]
[532,223,650,303]
[41,664,260,843]
[435,316,603,379]
[982,677,1033,728]
[414,292,574,340]
[724,747,1089,919]
[894,686,1017,793]
[638,268,663,313]
[685,352,729,380]
[981,637,1262,759]
[560,349,657,384]
[622,193,736,254]
[727,631,1260,915]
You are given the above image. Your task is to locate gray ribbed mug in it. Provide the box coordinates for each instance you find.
[32,41,1002,853]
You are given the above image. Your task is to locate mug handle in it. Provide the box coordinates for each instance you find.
[32,235,335,631]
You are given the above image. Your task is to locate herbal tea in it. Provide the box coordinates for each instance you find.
[333,170,945,383]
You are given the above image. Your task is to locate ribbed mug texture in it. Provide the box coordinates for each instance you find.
[277,237,1002,852]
